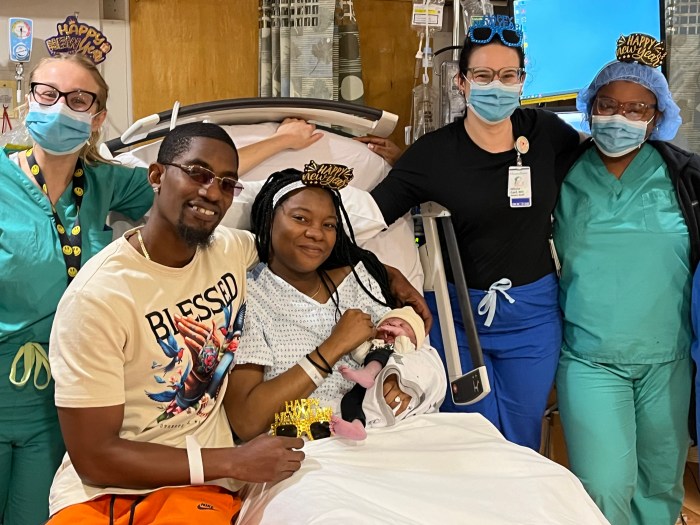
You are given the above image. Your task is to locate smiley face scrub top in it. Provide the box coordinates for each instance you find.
[0,151,153,362]
[553,144,691,364]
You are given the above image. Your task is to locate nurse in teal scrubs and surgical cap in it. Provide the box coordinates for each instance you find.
[553,34,700,525]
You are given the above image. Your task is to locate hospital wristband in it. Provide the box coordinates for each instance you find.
[297,355,325,387]
[185,435,205,485]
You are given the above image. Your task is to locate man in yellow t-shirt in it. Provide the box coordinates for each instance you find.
[46,122,305,524]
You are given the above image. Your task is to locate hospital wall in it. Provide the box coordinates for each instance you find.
[128,0,419,148]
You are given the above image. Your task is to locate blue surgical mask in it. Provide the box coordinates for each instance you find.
[25,101,94,155]
[466,79,522,124]
[590,114,651,158]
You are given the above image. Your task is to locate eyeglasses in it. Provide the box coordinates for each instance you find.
[163,163,244,197]
[274,421,331,441]
[465,67,524,86]
[30,82,98,112]
[468,25,523,47]
[593,96,657,122]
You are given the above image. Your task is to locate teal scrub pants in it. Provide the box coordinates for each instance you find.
[0,376,65,525]
[556,348,691,525]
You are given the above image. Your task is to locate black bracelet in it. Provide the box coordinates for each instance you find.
[315,346,334,373]
[306,352,332,375]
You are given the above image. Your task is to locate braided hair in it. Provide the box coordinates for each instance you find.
[250,169,396,315]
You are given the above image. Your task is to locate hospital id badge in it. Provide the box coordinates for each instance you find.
[507,166,532,208]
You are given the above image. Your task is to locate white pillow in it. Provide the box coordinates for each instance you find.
[119,123,391,192]
[229,124,391,192]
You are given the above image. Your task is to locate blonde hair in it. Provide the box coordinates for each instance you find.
[29,53,113,165]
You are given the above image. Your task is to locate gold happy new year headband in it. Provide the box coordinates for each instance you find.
[271,161,354,208]
[301,160,354,190]
[616,33,667,68]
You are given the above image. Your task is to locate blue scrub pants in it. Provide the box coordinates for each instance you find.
[425,273,561,450]
[557,348,691,525]
[0,349,65,525]
[691,264,700,479]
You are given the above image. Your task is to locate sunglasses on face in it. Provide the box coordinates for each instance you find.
[30,82,98,113]
[163,163,244,197]
[468,25,523,47]
[274,421,331,440]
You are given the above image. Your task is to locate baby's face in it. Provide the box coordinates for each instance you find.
[377,317,416,345]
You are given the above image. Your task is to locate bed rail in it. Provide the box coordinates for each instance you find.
[420,202,490,405]
[106,97,398,153]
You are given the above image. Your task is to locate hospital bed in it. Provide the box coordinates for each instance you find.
[106,98,610,524]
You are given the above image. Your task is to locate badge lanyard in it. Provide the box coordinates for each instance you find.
[507,136,531,208]
[26,148,85,283]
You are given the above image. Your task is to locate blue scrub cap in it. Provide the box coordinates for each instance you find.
[577,56,681,141]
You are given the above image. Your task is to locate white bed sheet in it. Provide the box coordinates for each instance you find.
[238,413,610,525]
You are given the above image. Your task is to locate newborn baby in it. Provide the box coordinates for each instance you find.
[332,306,425,440]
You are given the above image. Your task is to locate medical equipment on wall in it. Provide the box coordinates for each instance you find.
[8,18,33,105]
[407,1,444,145]
[437,57,464,127]
[432,0,496,128]
[0,81,13,134]
[460,0,493,29]
[1,19,33,152]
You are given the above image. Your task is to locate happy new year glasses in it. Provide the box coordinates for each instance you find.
[274,421,332,441]
[468,24,523,47]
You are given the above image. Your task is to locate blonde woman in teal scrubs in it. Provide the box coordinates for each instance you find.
[553,35,700,525]
[0,52,321,524]
[0,53,153,525]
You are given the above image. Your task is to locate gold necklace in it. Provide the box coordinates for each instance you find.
[309,281,323,300]
[136,229,151,261]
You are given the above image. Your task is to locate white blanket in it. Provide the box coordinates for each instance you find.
[361,345,446,429]
[238,413,610,525]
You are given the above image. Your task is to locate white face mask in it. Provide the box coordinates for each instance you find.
[25,101,95,155]
[464,78,522,124]
[590,114,653,158]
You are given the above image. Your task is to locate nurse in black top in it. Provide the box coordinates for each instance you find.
[370,15,580,450]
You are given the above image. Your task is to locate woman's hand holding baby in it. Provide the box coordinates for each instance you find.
[323,309,375,361]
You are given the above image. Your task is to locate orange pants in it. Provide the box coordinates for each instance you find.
[47,485,241,525]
